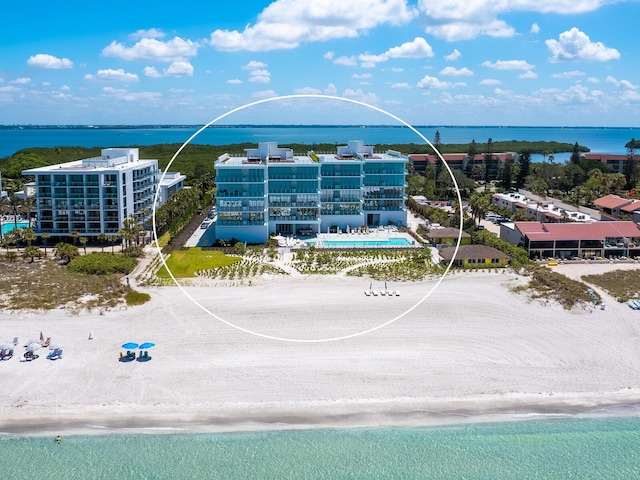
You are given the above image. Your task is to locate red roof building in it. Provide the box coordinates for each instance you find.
[501,221,640,259]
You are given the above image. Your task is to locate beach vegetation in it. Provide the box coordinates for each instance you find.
[581,269,640,302]
[125,289,151,306]
[514,265,600,309]
[0,257,127,310]
[23,245,43,263]
[68,252,137,275]
[53,242,79,264]
[156,248,241,278]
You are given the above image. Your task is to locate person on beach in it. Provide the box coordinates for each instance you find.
[55,435,61,443]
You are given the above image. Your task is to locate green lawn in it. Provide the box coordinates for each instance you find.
[156,248,241,278]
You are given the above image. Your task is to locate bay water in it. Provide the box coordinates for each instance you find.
[2,416,640,479]
[1,125,639,162]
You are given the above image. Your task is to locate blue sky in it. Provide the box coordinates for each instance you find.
[1,0,639,126]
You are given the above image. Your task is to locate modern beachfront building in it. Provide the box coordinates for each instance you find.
[214,141,408,243]
[23,148,161,238]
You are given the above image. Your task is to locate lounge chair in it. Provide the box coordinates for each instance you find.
[371,290,378,296]
[364,290,371,296]
[395,290,400,296]
[41,337,51,348]
[380,290,386,296]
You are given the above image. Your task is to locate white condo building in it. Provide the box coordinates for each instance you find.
[214,140,408,243]
[23,148,161,238]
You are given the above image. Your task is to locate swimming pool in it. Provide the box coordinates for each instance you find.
[1,221,29,235]
[307,237,414,248]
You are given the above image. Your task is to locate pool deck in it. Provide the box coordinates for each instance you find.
[305,229,421,249]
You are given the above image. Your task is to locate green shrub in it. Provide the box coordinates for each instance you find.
[68,252,137,275]
[125,289,151,306]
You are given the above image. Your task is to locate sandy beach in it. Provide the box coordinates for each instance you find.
[2,264,640,436]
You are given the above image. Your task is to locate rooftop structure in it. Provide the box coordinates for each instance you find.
[213,141,408,243]
[439,245,509,267]
[593,194,640,217]
[492,191,592,223]
[500,221,640,259]
[23,148,168,238]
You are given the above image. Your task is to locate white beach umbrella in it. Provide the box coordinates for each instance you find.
[0,343,13,350]
[49,344,63,351]
[25,343,41,353]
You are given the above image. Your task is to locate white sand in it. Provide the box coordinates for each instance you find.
[2,266,640,436]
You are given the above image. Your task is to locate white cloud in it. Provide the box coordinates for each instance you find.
[11,77,31,84]
[418,0,609,41]
[546,28,620,62]
[324,83,338,95]
[606,76,638,90]
[519,70,538,79]
[551,70,585,79]
[102,87,127,94]
[60,85,70,91]
[121,92,162,102]
[587,77,599,84]
[440,66,473,76]
[390,67,404,72]
[164,61,194,77]
[352,73,372,79]
[210,0,417,51]
[242,60,267,70]
[0,77,3,83]
[391,82,411,89]
[249,69,271,83]
[341,88,379,104]
[143,66,162,78]
[358,37,434,67]
[130,28,165,40]
[482,60,534,70]
[530,23,540,34]
[324,51,335,60]
[42,81,50,86]
[334,56,357,66]
[417,75,465,89]
[0,86,20,92]
[252,90,278,99]
[226,79,242,84]
[445,49,461,61]
[102,37,199,62]
[84,69,139,82]
[27,53,73,69]
[479,79,501,85]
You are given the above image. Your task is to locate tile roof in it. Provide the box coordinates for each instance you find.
[593,194,633,210]
[515,221,640,241]
[425,227,471,239]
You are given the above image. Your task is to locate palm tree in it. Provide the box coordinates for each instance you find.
[54,242,79,264]
[97,232,108,253]
[21,227,36,247]
[23,246,43,263]
[70,230,80,246]
[41,232,51,256]
[79,236,88,255]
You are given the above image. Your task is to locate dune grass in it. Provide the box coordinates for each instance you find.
[156,248,241,278]
[125,289,151,306]
[582,269,640,302]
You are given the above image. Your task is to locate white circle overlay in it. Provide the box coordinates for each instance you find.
[152,94,463,343]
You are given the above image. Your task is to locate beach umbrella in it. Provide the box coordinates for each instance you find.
[49,344,63,350]
[139,342,155,349]
[122,342,139,349]
[25,343,41,352]
[0,343,12,350]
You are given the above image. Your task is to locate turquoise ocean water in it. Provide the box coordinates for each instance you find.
[2,417,640,479]
[1,125,639,161]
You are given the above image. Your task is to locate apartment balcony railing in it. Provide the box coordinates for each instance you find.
[217,220,266,226]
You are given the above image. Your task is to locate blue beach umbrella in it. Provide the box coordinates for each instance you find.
[139,342,155,349]
[122,342,139,349]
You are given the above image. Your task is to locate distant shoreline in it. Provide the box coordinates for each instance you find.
[1,124,638,130]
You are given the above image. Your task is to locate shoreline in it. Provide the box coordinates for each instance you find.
[3,268,640,438]
[3,392,640,437]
